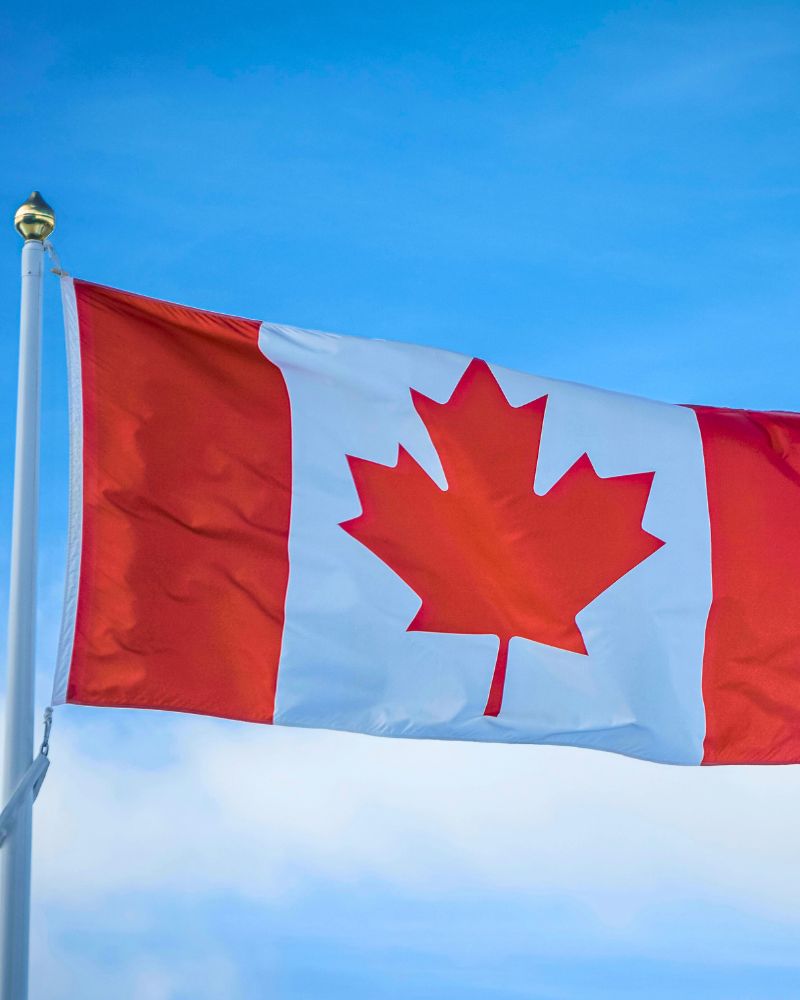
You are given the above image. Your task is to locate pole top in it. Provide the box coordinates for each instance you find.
[14,191,55,241]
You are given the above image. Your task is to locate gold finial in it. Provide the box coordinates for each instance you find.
[14,191,55,241]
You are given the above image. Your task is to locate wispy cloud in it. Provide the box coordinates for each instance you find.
[569,8,800,111]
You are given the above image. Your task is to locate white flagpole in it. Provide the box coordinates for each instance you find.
[1,192,54,1000]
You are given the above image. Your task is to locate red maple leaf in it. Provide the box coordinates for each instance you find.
[340,359,664,717]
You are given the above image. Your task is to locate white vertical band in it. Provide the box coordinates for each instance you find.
[51,276,83,705]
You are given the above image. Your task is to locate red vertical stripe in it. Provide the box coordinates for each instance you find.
[68,281,292,723]
[693,405,800,764]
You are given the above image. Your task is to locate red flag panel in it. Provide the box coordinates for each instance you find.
[693,406,800,764]
[66,280,292,722]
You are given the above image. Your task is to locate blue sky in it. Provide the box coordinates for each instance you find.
[2,1,800,997]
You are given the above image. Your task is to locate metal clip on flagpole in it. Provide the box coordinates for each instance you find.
[0,709,52,849]
[1,192,55,1000]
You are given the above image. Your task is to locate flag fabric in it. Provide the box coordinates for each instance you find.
[53,277,800,766]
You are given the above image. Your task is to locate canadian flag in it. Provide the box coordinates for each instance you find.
[53,278,800,766]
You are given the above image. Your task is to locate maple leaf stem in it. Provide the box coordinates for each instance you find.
[483,637,510,717]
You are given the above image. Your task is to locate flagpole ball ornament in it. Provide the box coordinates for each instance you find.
[14,191,55,241]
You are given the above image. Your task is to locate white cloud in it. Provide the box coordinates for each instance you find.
[29,707,800,925]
